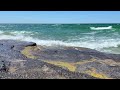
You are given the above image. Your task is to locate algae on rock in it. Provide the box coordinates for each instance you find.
[21,46,39,59]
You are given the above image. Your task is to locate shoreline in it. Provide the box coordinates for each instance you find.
[0,23,119,55]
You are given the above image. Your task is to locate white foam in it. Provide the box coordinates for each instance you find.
[22,38,120,50]
[90,26,112,30]
[0,30,120,52]
[82,32,97,35]
[11,31,33,35]
[0,31,4,34]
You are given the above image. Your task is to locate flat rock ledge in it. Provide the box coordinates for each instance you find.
[0,39,120,79]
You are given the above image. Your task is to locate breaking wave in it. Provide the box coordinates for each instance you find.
[90,26,112,30]
[0,30,120,50]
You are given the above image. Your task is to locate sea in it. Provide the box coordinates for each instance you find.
[0,23,120,54]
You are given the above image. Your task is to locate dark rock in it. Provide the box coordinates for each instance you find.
[0,40,37,60]
[32,46,120,63]
[0,39,120,79]
[0,39,97,79]
[0,60,10,73]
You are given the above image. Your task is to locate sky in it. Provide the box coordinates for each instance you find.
[0,11,120,23]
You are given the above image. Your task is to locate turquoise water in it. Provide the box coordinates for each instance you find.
[0,24,120,54]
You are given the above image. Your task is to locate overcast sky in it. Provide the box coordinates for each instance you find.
[0,11,119,23]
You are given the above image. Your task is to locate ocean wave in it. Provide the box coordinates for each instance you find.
[19,39,120,51]
[90,26,112,30]
[0,30,35,36]
[51,24,61,26]
[0,30,35,40]
[0,33,120,50]
[81,32,97,35]
[0,25,6,28]
[0,31,4,34]
[0,30,120,53]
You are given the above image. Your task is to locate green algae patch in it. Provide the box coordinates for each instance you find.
[42,60,76,72]
[42,59,96,72]
[42,59,113,79]
[21,46,39,59]
[85,68,111,79]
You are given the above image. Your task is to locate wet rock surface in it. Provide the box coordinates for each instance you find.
[0,39,120,79]
[33,46,120,62]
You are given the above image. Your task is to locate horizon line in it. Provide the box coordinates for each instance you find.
[0,23,119,24]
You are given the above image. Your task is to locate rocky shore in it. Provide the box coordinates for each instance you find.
[0,40,120,79]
